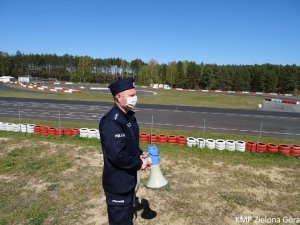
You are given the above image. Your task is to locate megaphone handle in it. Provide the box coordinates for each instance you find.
[146,155,152,164]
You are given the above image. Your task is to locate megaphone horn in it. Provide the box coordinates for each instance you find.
[145,144,168,189]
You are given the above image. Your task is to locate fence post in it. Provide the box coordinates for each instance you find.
[256,122,263,154]
[202,118,206,139]
[18,107,21,133]
[59,108,61,137]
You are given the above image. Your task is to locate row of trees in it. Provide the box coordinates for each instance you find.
[1,51,299,94]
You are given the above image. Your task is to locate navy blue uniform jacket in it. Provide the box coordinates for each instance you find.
[99,104,143,194]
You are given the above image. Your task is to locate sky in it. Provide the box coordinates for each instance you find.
[0,0,299,65]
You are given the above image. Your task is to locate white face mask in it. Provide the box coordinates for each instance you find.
[119,95,138,110]
[125,96,138,110]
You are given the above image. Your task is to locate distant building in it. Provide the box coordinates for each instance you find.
[18,75,32,84]
[0,76,15,83]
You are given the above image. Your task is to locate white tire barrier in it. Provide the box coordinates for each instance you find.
[196,138,205,148]
[271,98,282,103]
[27,124,35,133]
[187,137,197,147]
[205,139,216,150]
[20,124,28,133]
[79,128,89,138]
[12,123,21,132]
[215,139,226,150]
[4,123,10,131]
[235,140,246,152]
[6,123,14,132]
[0,122,36,133]
[226,140,235,151]
[1,122,101,139]
[88,128,100,139]
[0,122,6,131]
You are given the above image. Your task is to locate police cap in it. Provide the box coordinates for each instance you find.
[108,77,136,96]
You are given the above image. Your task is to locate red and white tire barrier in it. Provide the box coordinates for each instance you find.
[265,98,300,105]
[0,122,99,139]
[1,121,299,157]
[148,84,299,97]
[20,83,81,94]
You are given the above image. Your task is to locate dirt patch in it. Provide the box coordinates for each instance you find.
[36,141,61,158]
[0,174,17,182]
[0,139,33,158]
[230,164,295,183]
[23,177,52,194]
[81,197,106,225]
[73,150,103,168]
[0,137,11,141]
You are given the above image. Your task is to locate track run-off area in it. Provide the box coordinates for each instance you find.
[0,97,299,139]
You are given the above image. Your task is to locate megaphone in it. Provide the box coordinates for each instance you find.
[145,144,168,189]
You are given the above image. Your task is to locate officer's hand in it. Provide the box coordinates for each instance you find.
[140,154,151,169]
[140,153,147,159]
[141,158,150,170]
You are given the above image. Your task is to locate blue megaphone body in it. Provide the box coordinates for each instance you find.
[147,144,160,165]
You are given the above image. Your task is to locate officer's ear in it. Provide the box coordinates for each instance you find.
[114,93,121,101]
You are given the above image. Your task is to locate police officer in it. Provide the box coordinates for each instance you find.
[99,77,150,225]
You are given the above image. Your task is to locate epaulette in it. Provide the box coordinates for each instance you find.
[113,113,119,120]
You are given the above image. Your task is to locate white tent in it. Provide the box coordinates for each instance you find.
[0,76,15,83]
[18,75,31,83]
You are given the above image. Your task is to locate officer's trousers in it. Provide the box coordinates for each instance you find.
[105,191,135,225]
[107,204,134,225]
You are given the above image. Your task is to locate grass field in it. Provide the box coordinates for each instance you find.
[0,83,263,109]
[0,131,299,225]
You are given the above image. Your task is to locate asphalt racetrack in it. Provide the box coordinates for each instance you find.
[0,97,299,139]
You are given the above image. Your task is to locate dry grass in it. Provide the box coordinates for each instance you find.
[0,133,299,225]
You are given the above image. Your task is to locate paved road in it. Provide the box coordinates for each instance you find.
[0,97,299,139]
